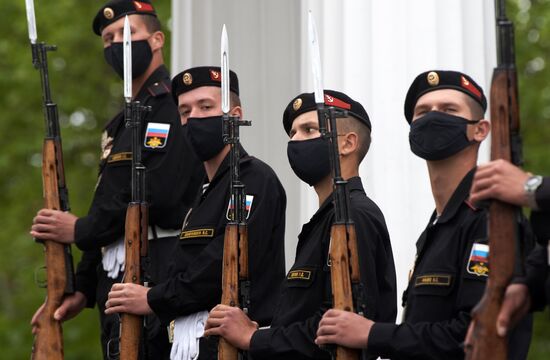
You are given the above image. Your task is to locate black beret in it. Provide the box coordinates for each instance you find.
[171,66,239,104]
[283,90,371,136]
[93,0,157,36]
[404,70,487,123]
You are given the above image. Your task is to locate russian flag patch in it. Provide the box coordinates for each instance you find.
[144,122,170,149]
[467,243,489,277]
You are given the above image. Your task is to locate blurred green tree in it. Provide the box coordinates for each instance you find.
[0,1,171,358]
[510,0,550,357]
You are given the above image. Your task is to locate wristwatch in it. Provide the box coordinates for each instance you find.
[524,175,543,209]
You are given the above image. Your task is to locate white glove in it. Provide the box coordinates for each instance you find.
[102,238,125,279]
[170,311,208,360]
[170,316,188,360]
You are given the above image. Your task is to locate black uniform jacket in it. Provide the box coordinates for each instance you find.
[249,176,397,360]
[535,176,550,210]
[368,168,533,360]
[147,146,286,327]
[523,176,550,308]
[74,65,203,306]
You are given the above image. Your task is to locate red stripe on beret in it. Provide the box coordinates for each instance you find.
[461,76,482,100]
[133,1,154,12]
[324,94,351,110]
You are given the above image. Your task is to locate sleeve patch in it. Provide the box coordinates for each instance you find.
[467,243,490,277]
[144,122,170,149]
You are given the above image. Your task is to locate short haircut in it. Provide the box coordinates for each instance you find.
[337,116,371,163]
[465,95,485,120]
[230,92,241,108]
[140,14,161,33]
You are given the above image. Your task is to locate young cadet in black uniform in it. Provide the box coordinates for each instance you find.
[105,66,287,359]
[204,90,397,359]
[467,160,550,339]
[316,70,535,360]
[30,1,203,358]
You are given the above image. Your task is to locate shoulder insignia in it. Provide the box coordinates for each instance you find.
[107,152,132,163]
[287,270,312,280]
[147,81,171,97]
[226,195,254,221]
[467,243,490,277]
[144,122,170,149]
[415,274,451,287]
[101,131,114,161]
[180,228,215,240]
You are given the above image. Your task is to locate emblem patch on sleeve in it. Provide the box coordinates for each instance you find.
[226,195,254,221]
[467,243,490,276]
[144,122,170,149]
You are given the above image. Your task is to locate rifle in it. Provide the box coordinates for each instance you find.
[309,12,364,360]
[218,24,252,360]
[465,1,522,359]
[119,16,150,360]
[26,0,75,358]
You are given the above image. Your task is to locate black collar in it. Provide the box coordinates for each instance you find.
[314,176,365,220]
[203,144,250,195]
[430,167,477,225]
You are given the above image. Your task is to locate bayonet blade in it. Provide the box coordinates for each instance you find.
[221,24,230,114]
[25,0,37,44]
[308,11,324,104]
[123,15,132,101]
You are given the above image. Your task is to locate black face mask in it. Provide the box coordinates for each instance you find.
[287,137,331,187]
[409,111,480,161]
[103,40,153,80]
[186,116,226,161]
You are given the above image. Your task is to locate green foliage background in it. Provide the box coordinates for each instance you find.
[0,1,172,358]
[0,0,548,358]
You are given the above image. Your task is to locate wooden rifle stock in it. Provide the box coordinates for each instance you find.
[219,224,248,360]
[217,113,250,359]
[119,93,149,359]
[465,67,519,360]
[329,224,360,360]
[465,0,522,352]
[32,140,68,360]
[318,106,363,360]
[120,203,148,360]
[30,38,74,359]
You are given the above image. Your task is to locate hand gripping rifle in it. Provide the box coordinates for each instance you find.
[119,16,150,360]
[465,1,522,359]
[26,0,75,358]
[218,24,252,360]
[309,12,365,360]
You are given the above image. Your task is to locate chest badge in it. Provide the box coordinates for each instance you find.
[144,122,170,149]
[226,195,254,221]
[467,243,490,277]
[287,269,312,280]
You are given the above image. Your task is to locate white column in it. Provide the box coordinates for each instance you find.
[171,0,304,271]
[172,0,496,318]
